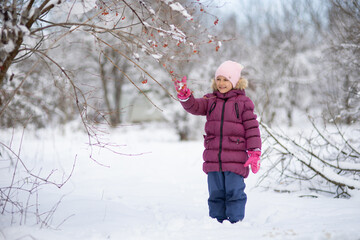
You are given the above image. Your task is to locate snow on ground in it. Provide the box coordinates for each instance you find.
[1,123,360,240]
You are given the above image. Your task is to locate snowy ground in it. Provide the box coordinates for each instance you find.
[1,123,360,240]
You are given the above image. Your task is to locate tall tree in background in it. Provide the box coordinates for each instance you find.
[323,0,360,124]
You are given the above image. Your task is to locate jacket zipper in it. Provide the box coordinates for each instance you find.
[218,99,227,172]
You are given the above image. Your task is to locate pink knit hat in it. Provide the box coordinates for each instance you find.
[215,61,244,88]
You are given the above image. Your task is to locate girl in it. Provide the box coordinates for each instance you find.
[174,60,261,224]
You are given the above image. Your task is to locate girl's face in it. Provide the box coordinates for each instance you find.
[216,76,233,94]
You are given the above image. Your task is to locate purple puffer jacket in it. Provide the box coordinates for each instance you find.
[181,89,261,178]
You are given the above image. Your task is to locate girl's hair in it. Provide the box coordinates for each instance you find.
[211,77,248,92]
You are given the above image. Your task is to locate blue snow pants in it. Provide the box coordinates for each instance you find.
[207,171,247,223]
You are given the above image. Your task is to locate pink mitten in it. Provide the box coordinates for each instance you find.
[174,76,191,100]
[244,151,261,174]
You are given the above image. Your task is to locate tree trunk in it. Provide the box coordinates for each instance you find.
[113,60,127,125]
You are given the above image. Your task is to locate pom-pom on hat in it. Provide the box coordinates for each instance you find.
[215,60,244,88]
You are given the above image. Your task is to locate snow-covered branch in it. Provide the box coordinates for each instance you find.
[259,120,360,197]
[1,0,221,125]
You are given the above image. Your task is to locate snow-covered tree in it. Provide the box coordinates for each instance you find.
[0,0,222,127]
[0,0,223,224]
[321,0,360,124]
[238,0,325,126]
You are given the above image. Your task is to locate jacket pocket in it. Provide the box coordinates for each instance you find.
[228,136,245,150]
[234,103,240,119]
[208,102,216,116]
[204,135,216,149]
